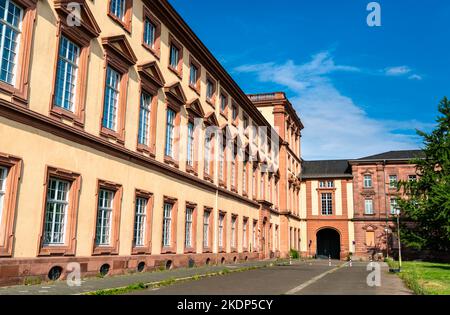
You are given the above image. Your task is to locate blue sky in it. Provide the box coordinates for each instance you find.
[170,0,450,160]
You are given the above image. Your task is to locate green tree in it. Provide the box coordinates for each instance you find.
[398,97,450,252]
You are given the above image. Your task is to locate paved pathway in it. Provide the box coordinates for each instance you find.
[0,259,278,295]
[131,260,412,295]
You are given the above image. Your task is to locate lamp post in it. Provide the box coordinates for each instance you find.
[396,209,403,271]
[384,226,390,260]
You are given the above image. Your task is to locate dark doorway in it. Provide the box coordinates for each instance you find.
[316,229,341,259]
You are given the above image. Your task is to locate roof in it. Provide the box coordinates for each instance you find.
[355,150,425,162]
[301,160,352,179]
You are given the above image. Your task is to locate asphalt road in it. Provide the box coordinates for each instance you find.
[130,260,411,295]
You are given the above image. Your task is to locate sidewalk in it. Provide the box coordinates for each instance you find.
[0,259,285,295]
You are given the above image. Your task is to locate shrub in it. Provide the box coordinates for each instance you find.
[290,249,300,259]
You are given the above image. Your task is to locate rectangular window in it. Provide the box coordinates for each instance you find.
[231,159,236,188]
[243,163,247,193]
[366,231,375,247]
[232,104,238,121]
[260,173,265,199]
[220,94,227,113]
[162,203,172,248]
[321,193,333,215]
[243,116,249,130]
[243,218,248,248]
[275,225,279,250]
[390,198,398,215]
[96,189,114,246]
[187,122,194,167]
[0,166,7,224]
[219,145,225,182]
[408,175,417,182]
[204,135,213,175]
[364,175,372,188]
[133,197,147,247]
[252,221,257,251]
[165,108,176,157]
[389,175,398,189]
[54,36,80,112]
[43,178,69,245]
[143,18,156,49]
[189,63,198,87]
[365,199,374,215]
[185,208,193,248]
[0,0,23,85]
[110,0,126,21]
[231,216,237,248]
[138,92,152,146]
[206,79,214,101]
[218,214,225,248]
[169,44,179,70]
[102,66,121,131]
[252,168,257,198]
[203,210,210,248]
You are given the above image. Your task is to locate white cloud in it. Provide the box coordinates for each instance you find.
[235,52,427,160]
[408,74,423,81]
[384,66,412,76]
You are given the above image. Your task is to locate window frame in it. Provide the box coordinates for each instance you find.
[321,192,333,216]
[161,196,178,254]
[188,56,201,95]
[107,0,132,33]
[389,175,398,189]
[202,207,213,253]
[184,202,197,253]
[131,189,153,255]
[231,215,238,252]
[136,61,164,156]
[219,91,228,118]
[242,217,249,252]
[168,35,183,78]
[38,166,81,257]
[205,74,216,107]
[363,175,373,188]
[218,211,227,253]
[92,180,123,256]
[390,197,398,215]
[142,6,161,58]
[364,199,374,215]
[49,1,100,128]
[100,36,137,144]
[0,153,21,257]
[0,0,37,106]
[231,102,239,125]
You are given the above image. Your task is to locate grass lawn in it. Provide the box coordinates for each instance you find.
[388,260,450,295]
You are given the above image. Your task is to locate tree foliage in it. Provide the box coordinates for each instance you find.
[398,97,450,252]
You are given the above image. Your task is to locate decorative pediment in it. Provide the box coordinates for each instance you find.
[102,35,137,67]
[164,82,187,106]
[54,0,101,39]
[362,225,378,232]
[204,112,219,127]
[138,61,165,94]
[186,98,205,118]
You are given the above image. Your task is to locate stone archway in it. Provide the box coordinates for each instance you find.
[316,228,341,259]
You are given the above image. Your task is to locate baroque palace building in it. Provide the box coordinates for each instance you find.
[0,0,421,285]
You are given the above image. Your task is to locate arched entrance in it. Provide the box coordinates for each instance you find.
[316,228,341,259]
